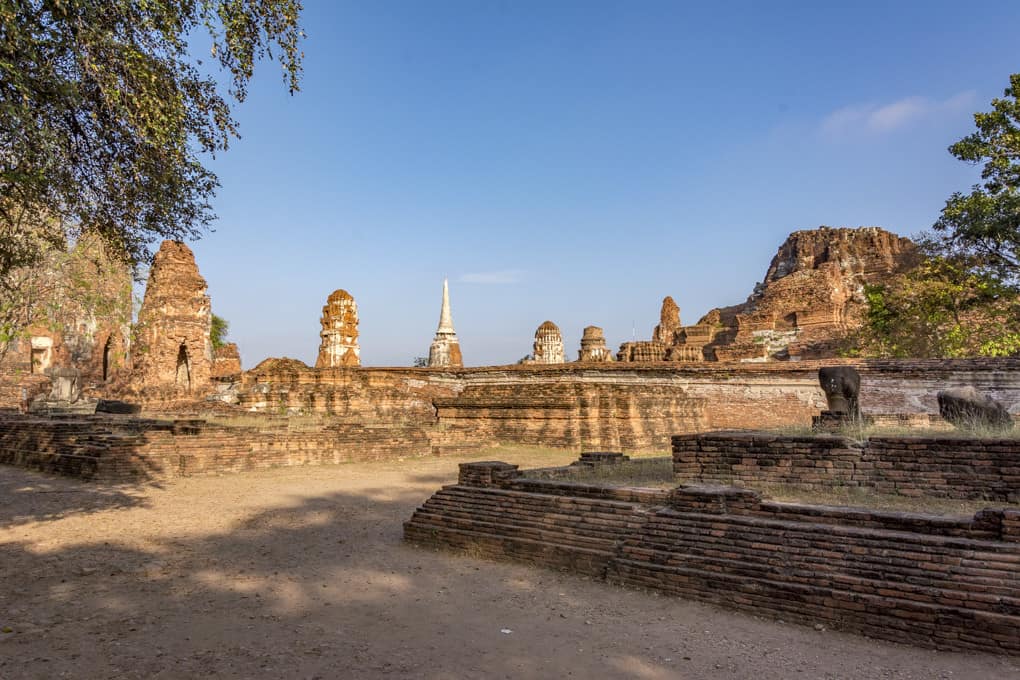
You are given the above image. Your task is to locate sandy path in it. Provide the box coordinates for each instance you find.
[1,453,1017,680]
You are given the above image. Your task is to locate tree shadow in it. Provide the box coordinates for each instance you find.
[0,467,148,525]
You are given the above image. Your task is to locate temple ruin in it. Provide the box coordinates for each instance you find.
[427,279,463,368]
[132,241,215,392]
[617,227,915,363]
[706,226,915,360]
[530,321,565,364]
[577,325,613,362]
[0,232,133,405]
[315,289,360,368]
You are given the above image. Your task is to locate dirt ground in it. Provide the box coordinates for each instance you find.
[1,451,1017,680]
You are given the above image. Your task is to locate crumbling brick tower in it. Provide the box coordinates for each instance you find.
[315,289,361,368]
[132,241,213,392]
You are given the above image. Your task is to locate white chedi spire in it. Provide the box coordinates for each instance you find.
[436,278,455,333]
[428,278,463,367]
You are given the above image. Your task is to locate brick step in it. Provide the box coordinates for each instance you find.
[647,510,1020,553]
[403,523,614,576]
[616,542,1020,610]
[430,490,643,524]
[410,510,621,553]
[418,505,639,541]
[416,497,636,532]
[607,559,1019,654]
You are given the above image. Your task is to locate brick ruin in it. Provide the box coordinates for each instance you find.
[0,239,244,410]
[577,325,613,362]
[0,232,133,407]
[315,289,360,368]
[132,241,214,393]
[211,343,242,379]
[427,279,463,368]
[673,431,1020,501]
[617,226,916,363]
[405,456,1019,654]
[0,225,923,413]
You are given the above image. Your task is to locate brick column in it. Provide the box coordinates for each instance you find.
[458,461,520,487]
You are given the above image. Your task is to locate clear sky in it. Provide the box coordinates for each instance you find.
[184,1,1020,368]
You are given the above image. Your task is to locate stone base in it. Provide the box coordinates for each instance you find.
[573,451,630,467]
[811,410,872,431]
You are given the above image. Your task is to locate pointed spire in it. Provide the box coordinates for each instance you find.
[437,278,455,333]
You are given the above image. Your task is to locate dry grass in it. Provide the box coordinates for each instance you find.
[771,421,1017,441]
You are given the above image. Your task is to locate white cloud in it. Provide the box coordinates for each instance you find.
[819,91,975,138]
[458,269,525,285]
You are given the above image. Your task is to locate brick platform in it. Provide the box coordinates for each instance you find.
[405,459,1020,655]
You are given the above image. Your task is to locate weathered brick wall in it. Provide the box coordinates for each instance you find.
[673,432,1020,501]
[0,415,433,483]
[232,359,1020,452]
[404,461,1020,654]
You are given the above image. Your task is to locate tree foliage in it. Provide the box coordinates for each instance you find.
[933,73,1020,282]
[0,0,304,279]
[210,313,228,350]
[0,231,133,361]
[854,252,1020,358]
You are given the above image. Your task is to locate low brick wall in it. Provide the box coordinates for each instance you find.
[404,460,1020,654]
[0,415,436,482]
[673,432,1020,502]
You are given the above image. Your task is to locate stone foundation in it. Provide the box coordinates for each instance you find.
[404,458,1020,655]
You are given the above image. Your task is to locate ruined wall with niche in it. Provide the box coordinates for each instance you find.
[0,232,133,407]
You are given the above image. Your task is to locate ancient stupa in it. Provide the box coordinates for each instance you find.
[578,325,613,362]
[315,289,360,368]
[532,321,565,364]
[427,279,463,367]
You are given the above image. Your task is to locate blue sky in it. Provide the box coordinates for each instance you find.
[185,1,1020,367]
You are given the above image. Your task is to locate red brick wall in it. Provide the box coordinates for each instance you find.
[672,432,1020,501]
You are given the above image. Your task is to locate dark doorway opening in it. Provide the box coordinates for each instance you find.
[102,337,112,381]
[175,343,191,390]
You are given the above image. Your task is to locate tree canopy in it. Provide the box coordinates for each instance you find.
[854,251,1020,359]
[933,72,1020,282]
[210,313,229,350]
[0,0,304,278]
[856,73,1020,359]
